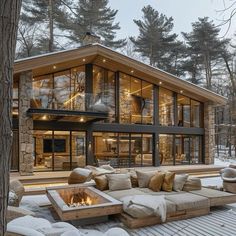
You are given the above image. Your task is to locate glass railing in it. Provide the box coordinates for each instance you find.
[30,90,113,113]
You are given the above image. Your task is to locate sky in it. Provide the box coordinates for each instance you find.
[108,0,236,40]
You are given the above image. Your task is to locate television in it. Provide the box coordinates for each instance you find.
[43,139,66,153]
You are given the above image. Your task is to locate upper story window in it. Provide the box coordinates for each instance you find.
[159,88,174,126]
[32,66,85,111]
[93,66,115,122]
[177,94,191,127]
[119,73,153,124]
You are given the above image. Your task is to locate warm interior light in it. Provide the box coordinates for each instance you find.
[159,81,162,85]
[42,115,47,120]
[102,59,106,63]
[53,65,57,69]
[131,70,134,73]
[180,90,183,94]
[82,58,86,62]
[79,117,85,122]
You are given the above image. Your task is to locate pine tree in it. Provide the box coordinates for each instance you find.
[20,0,72,53]
[182,17,228,90]
[130,5,182,74]
[61,0,126,48]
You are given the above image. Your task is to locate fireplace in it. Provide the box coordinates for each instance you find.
[46,186,123,221]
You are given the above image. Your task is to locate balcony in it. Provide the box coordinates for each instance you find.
[28,92,111,122]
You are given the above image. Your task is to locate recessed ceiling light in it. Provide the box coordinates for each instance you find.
[82,58,86,62]
[53,65,57,69]
[80,117,85,122]
[131,70,134,73]
[102,59,106,63]
[180,90,183,94]
[159,81,162,85]
[42,115,47,120]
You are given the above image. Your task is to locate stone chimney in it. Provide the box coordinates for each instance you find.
[82,32,101,45]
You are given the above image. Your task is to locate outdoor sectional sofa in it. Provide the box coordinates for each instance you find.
[104,186,236,228]
[67,166,236,228]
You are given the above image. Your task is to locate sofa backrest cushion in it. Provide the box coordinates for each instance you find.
[149,172,165,192]
[106,173,132,191]
[136,170,157,188]
[183,176,201,191]
[162,172,175,192]
[173,174,189,192]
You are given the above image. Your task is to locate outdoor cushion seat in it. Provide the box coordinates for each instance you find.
[220,167,236,182]
[105,188,146,200]
[190,187,236,206]
[165,192,209,211]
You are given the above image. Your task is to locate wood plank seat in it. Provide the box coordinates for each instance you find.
[119,207,210,229]
[190,187,236,207]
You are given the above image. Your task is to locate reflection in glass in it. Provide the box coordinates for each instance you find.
[13,80,19,117]
[191,100,201,127]
[159,134,174,165]
[93,66,115,122]
[159,88,174,126]
[32,75,53,109]
[177,94,190,127]
[72,132,86,168]
[142,81,153,124]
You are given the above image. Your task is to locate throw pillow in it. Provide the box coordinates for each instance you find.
[182,176,201,191]
[99,164,115,171]
[136,170,157,188]
[173,174,189,192]
[106,174,132,191]
[94,175,109,191]
[149,172,165,192]
[130,174,139,188]
[162,172,175,192]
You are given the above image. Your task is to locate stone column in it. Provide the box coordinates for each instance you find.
[204,102,215,164]
[19,71,34,175]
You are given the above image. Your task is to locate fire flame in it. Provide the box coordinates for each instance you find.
[68,195,93,208]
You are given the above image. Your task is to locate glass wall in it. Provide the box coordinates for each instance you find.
[119,73,153,124]
[33,130,86,171]
[159,88,174,126]
[191,100,201,127]
[93,132,153,167]
[177,94,191,127]
[159,134,174,165]
[32,66,85,110]
[93,66,115,122]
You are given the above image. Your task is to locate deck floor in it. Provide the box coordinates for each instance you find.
[84,207,236,236]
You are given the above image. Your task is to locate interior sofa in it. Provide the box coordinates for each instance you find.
[86,166,236,228]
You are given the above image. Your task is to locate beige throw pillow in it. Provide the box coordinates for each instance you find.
[94,175,109,191]
[173,174,189,192]
[148,172,165,192]
[106,174,132,191]
[162,172,175,192]
[136,170,157,188]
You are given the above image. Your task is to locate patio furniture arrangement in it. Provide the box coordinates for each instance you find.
[85,165,236,228]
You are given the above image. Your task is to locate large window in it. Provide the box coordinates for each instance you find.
[13,80,19,117]
[191,100,201,127]
[33,130,86,171]
[93,132,153,167]
[177,94,191,127]
[159,88,174,126]
[32,66,85,111]
[93,66,115,122]
[119,73,153,124]
[159,134,174,165]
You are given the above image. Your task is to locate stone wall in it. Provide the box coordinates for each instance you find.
[19,71,34,175]
[204,102,215,164]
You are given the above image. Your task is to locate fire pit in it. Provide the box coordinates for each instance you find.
[46,185,122,222]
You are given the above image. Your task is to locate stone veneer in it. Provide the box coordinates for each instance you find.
[19,71,34,175]
[204,102,215,164]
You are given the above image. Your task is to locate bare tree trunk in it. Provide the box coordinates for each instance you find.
[48,0,54,52]
[0,1,22,235]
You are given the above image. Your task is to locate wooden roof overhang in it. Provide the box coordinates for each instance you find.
[14,44,227,105]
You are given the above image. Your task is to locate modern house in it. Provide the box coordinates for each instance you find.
[12,43,226,175]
